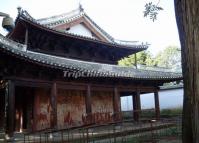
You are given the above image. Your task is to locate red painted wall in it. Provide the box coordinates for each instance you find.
[91,91,114,113]
[34,88,51,130]
[34,88,116,129]
[57,89,86,128]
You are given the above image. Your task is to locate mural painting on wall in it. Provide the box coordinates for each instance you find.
[57,89,86,128]
[35,89,51,130]
[83,91,114,124]
[34,89,117,129]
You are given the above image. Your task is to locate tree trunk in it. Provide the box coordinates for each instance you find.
[174,0,199,142]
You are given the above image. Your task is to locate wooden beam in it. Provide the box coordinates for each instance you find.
[15,81,51,88]
[50,82,57,128]
[91,86,113,91]
[13,78,52,88]
[5,78,157,93]
[154,90,160,119]
[118,86,156,92]
[6,80,15,138]
[58,84,86,91]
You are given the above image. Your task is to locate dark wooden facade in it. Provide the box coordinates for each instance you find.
[0,8,182,138]
[9,17,146,64]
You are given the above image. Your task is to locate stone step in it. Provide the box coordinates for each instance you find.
[13,132,24,143]
[0,132,25,143]
[0,131,5,143]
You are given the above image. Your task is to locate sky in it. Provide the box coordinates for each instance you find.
[0,0,180,55]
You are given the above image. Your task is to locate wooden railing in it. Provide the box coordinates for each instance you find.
[23,111,182,143]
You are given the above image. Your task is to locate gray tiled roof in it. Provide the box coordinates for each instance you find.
[36,8,115,42]
[17,11,148,51]
[0,34,182,80]
[22,8,147,47]
[37,8,83,26]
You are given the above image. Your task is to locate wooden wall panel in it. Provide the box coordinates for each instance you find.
[0,89,5,131]
[91,91,114,113]
[57,89,86,128]
[34,88,50,130]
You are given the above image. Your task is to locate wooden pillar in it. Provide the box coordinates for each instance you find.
[50,82,57,129]
[25,28,28,45]
[3,87,7,133]
[132,90,141,121]
[136,90,141,111]
[33,93,39,131]
[113,87,121,121]
[132,94,137,121]
[154,90,160,119]
[85,85,92,124]
[6,80,15,138]
[85,85,92,114]
[113,87,120,113]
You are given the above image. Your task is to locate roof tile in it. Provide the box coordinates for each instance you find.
[0,34,182,81]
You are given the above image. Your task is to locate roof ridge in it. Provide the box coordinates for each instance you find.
[37,8,80,21]
[37,8,83,25]
[17,7,35,21]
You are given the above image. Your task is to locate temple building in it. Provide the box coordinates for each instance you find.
[0,7,182,138]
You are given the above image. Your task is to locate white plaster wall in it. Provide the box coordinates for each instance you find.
[68,24,93,37]
[121,88,183,111]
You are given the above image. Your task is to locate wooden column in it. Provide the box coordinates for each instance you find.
[50,82,57,129]
[6,80,15,138]
[132,94,138,121]
[3,88,7,133]
[33,93,39,131]
[132,90,141,121]
[113,87,120,112]
[136,90,141,111]
[154,90,160,119]
[85,85,92,124]
[25,28,29,45]
[85,85,92,114]
[113,87,121,121]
